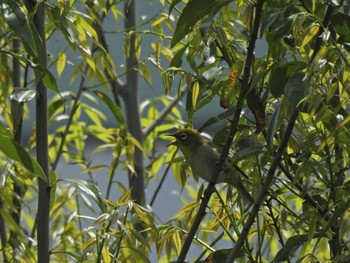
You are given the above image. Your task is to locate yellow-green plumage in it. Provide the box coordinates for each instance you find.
[169,128,254,204]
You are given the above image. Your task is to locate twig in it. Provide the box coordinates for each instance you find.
[226,109,299,262]
[150,149,177,207]
[194,232,224,262]
[51,66,87,171]
[176,1,264,261]
[143,87,187,138]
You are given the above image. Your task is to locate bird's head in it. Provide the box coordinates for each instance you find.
[168,128,205,156]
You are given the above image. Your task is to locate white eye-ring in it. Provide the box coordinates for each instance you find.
[179,133,187,141]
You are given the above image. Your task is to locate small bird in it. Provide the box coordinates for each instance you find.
[169,128,254,204]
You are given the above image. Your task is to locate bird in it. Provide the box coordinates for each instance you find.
[168,128,254,204]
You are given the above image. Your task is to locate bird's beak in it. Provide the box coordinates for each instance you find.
[165,133,177,147]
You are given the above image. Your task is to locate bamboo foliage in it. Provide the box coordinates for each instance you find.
[0,0,349,262]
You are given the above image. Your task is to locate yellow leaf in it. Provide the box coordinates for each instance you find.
[102,246,111,263]
[56,51,66,77]
[301,23,319,49]
[192,81,199,110]
[81,237,95,252]
[173,230,182,255]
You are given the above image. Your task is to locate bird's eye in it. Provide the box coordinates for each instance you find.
[179,133,187,141]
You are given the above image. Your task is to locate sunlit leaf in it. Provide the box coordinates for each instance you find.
[139,61,152,86]
[56,51,66,77]
[63,179,106,213]
[301,23,319,49]
[192,81,200,110]
[267,105,281,151]
[202,66,223,80]
[101,246,111,263]
[10,88,36,102]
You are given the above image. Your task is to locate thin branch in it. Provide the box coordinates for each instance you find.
[51,66,87,171]
[143,87,187,138]
[150,149,177,207]
[194,232,224,262]
[226,109,299,262]
[176,1,264,261]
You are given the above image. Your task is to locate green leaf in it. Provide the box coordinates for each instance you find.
[301,23,319,49]
[0,123,12,137]
[0,134,47,181]
[92,91,127,136]
[273,233,324,262]
[48,97,66,120]
[202,248,241,262]
[284,71,309,108]
[169,0,182,15]
[198,106,235,132]
[269,61,307,98]
[202,66,223,80]
[318,198,350,239]
[64,179,106,213]
[232,137,264,163]
[0,50,60,95]
[10,88,36,102]
[11,100,23,133]
[36,65,60,95]
[0,49,36,67]
[139,61,152,86]
[51,251,81,261]
[267,105,281,151]
[171,0,231,47]
[1,0,38,56]
[170,44,188,68]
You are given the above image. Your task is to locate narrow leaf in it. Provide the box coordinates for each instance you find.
[284,71,308,108]
[192,81,200,110]
[198,106,235,132]
[269,61,307,98]
[273,233,324,262]
[169,0,182,15]
[171,0,230,47]
[56,51,66,77]
[2,0,38,56]
[169,44,188,68]
[267,105,281,150]
[36,65,60,94]
[0,134,47,181]
[92,91,127,136]
[63,179,106,212]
